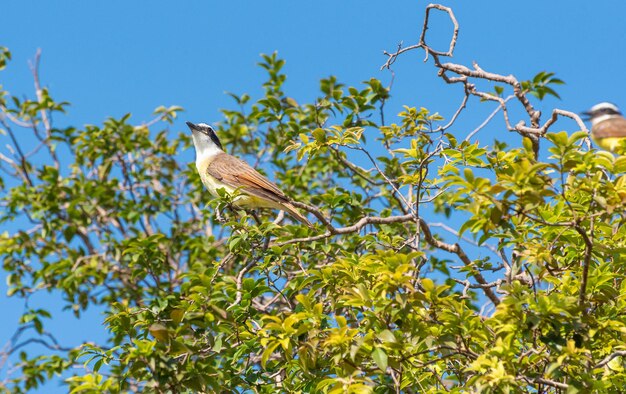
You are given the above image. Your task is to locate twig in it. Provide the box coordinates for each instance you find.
[230,257,254,308]
[380,4,596,157]
[465,95,514,141]
[330,146,381,186]
[347,145,416,214]
[575,220,594,309]
[418,4,459,57]
[434,88,469,133]
[3,122,33,186]
[29,49,60,169]
[596,350,626,368]
[518,376,569,390]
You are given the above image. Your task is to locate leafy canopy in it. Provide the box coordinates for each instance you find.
[1,45,626,394]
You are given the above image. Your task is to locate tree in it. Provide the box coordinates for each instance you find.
[2,4,626,393]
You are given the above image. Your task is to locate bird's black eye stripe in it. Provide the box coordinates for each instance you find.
[207,127,224,150]
[598,108,620,116]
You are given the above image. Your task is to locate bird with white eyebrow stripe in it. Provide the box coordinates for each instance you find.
[186,121,313,228]
[583,102,626,153]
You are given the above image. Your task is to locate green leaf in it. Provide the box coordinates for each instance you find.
[372,348,388,370]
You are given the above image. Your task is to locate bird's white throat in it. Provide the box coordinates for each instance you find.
[192,133,223,165]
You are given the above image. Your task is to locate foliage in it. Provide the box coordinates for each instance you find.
[1,36,626,394]
[494,71,565,101]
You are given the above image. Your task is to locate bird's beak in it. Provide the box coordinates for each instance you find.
[186,121,199,131]
[580,111,592,122]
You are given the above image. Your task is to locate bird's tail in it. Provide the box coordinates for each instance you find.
[282,202,314,228]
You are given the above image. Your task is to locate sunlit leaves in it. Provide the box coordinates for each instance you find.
[0,46,11,71]
[2,43,626,394]
[521,71,566,101]
[153,105,183,124]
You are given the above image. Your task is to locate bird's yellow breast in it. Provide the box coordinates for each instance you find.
[593,137,626,153]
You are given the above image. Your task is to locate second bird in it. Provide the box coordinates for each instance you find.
[187,122,313,227]
[584,102,626,153]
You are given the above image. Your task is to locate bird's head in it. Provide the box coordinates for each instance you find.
[582,102,622,124]
[186,122,224,154]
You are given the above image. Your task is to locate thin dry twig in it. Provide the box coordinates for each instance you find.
[465,95,514,141]
[381,3,589,157]
[29,49,60,169]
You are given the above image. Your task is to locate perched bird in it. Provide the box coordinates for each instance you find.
[583,102,626,153]
[186,121,313,227]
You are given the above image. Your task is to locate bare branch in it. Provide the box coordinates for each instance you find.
[596,350,626,369]
[465,95,514,141]
[434,87,469,133]
[518,375,569,390]
[230,257,254,308]
[2,121,33,186]
[329,146,381,186]
[419,4,459,57]
[29,49,60,169]
[28,49,51,134]
[379,4,596,157]
[576,218,594,309]
[347,145,416,214]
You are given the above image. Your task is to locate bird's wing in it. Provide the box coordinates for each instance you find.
[593,117,626,139]
[206,153,290,203]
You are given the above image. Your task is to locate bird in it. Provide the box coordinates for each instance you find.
[186,121,313,228]
[583,102,626,153]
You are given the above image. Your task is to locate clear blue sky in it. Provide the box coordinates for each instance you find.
[2,1,625,391]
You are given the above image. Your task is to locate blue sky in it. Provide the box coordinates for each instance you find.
[2,0,626,391]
